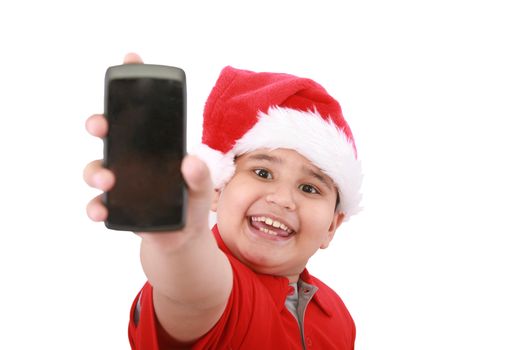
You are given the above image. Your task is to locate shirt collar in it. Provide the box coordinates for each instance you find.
[212,225,332,316]
[299,269,332,317]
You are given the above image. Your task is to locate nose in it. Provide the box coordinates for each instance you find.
[265,185,297,211]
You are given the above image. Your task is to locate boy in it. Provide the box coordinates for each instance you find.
[84,53,362,349]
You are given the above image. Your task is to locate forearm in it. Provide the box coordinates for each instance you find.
[139,228,232,310]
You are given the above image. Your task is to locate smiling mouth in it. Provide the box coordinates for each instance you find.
[250,216,295,237]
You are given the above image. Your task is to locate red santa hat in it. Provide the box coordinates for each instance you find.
[194,66,362,219]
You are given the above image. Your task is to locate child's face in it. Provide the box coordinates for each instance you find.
[212,148,345,281]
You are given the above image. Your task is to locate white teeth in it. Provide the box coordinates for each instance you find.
[259,227,278,236]
[251,216,292,233]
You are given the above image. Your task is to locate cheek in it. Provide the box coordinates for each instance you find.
[304,204,333,227]
[215,184,249,218]
[299,206,336,243]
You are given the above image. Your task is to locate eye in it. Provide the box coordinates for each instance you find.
[298,184,320,195]
[253,168,273,179]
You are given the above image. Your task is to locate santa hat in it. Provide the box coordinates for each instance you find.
[194,66,362,219]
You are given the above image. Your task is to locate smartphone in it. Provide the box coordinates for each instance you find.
[103,64,187,232]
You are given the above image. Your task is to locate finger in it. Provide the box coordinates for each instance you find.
[85,114,108,138]
[86,194,108,222]
[181,155,214,230]
[183,155,213,199]
[123,52,144,64]
[83,160,115,191]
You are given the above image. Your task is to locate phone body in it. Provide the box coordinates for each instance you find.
[103,64,187,232]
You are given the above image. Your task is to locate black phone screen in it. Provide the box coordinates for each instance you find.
[105,76,186,231]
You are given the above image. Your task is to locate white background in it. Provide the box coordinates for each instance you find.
[1,1,524,349]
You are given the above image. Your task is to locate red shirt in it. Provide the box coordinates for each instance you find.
[129,226,356,349]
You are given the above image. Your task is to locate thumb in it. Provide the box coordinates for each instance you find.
[123,52,144,64]
[181,155,214,231]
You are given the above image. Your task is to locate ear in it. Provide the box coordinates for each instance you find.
[320,211,345,249]
[210,188,221,212]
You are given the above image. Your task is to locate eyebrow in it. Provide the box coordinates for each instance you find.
[303,166,334,190]
[245,153,283,164]
[245,153,334,190]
